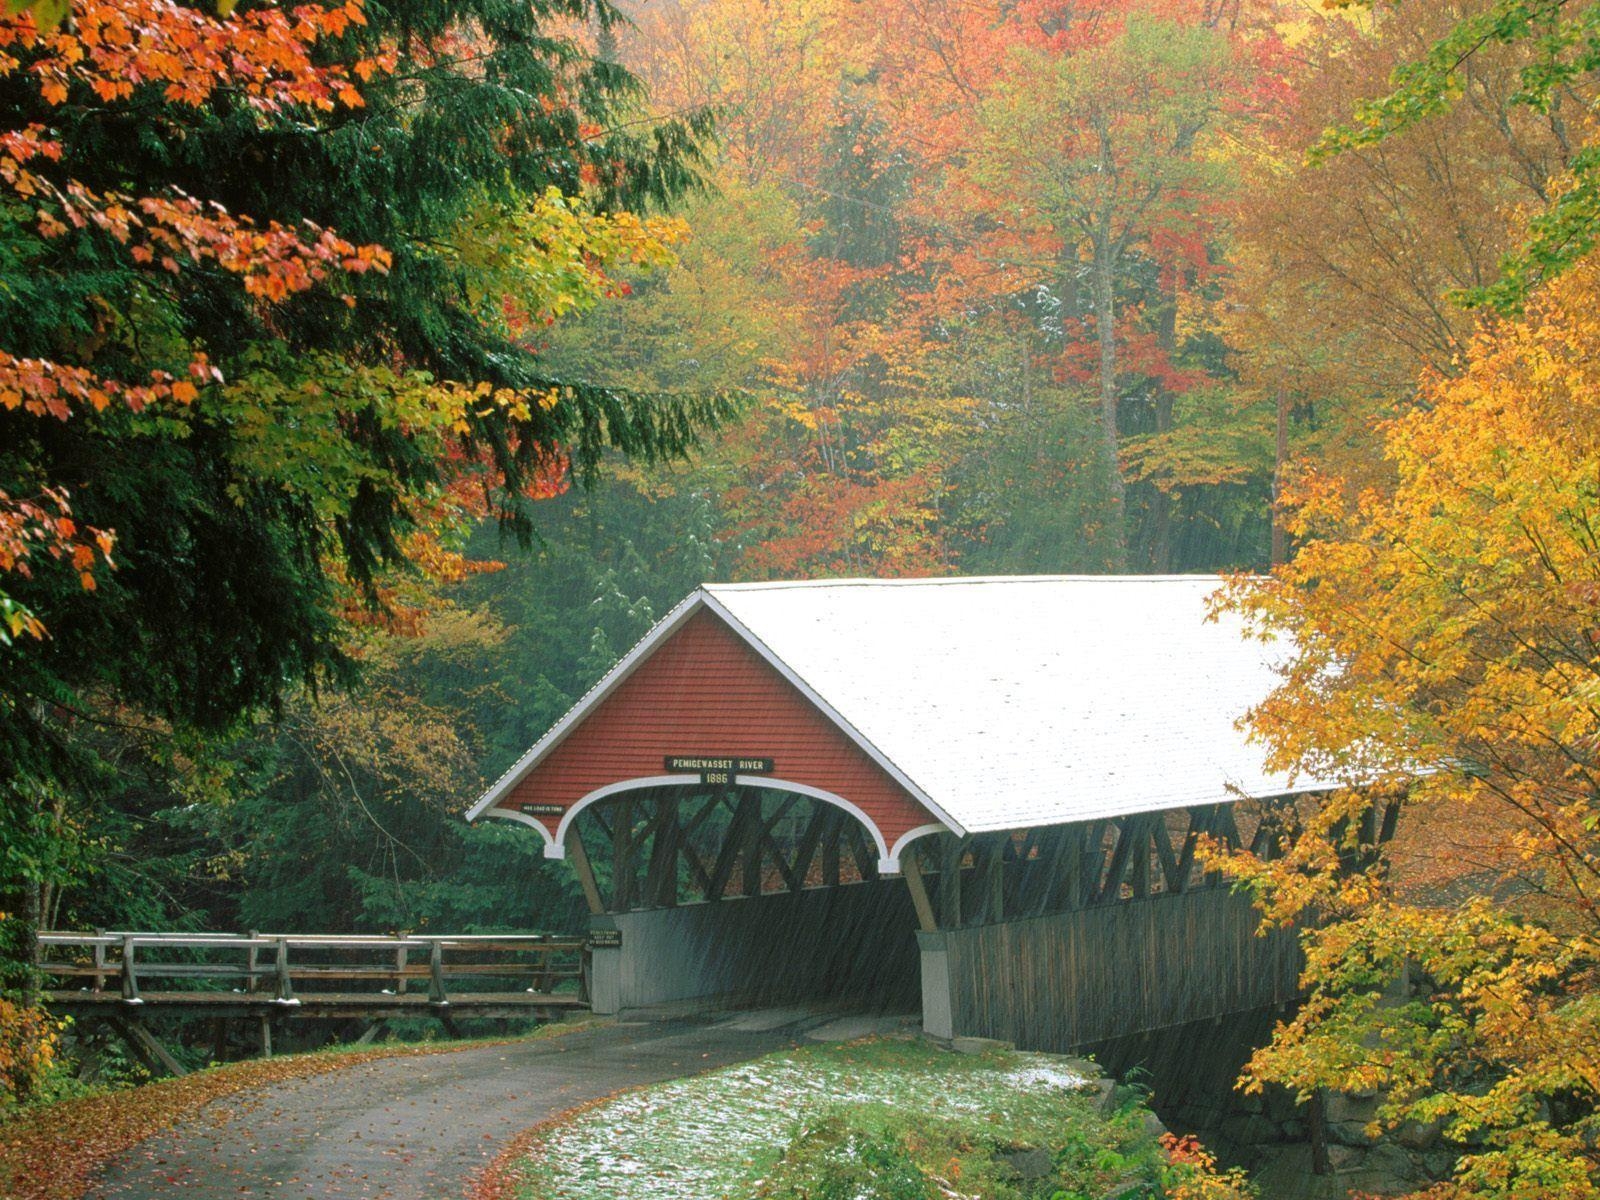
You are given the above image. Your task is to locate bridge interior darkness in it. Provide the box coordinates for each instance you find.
[570,784,922,1011]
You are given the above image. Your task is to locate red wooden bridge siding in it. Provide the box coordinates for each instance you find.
[502,608,937,847]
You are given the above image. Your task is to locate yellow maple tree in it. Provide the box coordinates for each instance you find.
[1215,252,1600,1197]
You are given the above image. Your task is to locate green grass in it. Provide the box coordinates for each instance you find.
[511,1038,1174,1200]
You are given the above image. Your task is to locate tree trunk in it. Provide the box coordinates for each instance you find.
[1142,292,1182,570]
[19,866,40,1010]
[1308,1087,1331,1174]
[594,8,617,63]
[9,752,49,1011]
[1145,391,1175,571]
[1092,243,1128,568]
[1271,390,1289,567]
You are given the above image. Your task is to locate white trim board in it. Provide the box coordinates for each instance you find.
[889,823,950,865]
[481,775,910,872]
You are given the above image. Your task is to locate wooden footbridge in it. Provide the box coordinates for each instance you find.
[39,931,588,1075]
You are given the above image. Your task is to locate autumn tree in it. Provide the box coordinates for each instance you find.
[1224,1,1583,500]
[1314,0,1600,315]
[1184,8,1600,1194]
[602,0,1283,577]
[954,13,1241,565]
[607,0,980,577]
[847,0,1284,570]
[1216,249,1600,1198]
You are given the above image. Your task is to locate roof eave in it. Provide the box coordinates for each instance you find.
[949,779,1348,835]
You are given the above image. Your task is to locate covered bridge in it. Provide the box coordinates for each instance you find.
[467,575,1343,1050]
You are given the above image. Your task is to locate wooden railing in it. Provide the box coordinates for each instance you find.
[38,931,588,1010]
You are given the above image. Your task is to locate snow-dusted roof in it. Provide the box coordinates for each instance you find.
[469,575,1338,836]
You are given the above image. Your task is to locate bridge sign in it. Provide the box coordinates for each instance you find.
[518,803,564,816]
[664,756,774,786]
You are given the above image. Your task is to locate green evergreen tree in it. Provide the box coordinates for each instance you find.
[0,0,726,975]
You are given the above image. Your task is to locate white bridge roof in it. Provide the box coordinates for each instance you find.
[470,574,1339,837]
[700,575,1335,833]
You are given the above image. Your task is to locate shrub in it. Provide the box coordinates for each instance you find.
[0,999,60,1113]
[756,1114,941,1200]
[1158,1134,1256,1200]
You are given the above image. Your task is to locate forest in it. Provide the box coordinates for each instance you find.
[3,0,1600,1195]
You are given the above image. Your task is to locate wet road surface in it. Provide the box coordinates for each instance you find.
[85,1012,817,1199]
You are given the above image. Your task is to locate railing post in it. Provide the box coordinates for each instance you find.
[394,944,407,995]
[535,945,554,995]
[428,940,447,1004]
[274,938,294,1002]
[120,935,140,1002]
[245,930,260,996]
[91,928,107,994]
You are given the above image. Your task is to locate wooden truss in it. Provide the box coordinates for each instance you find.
[570,787,882,915]
[568,786,1403,929]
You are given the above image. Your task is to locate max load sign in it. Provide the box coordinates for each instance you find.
[665,755,775,787]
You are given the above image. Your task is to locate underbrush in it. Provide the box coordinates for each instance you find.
[753,1105,1156,1200]
[503,1037,1253,1200]
[751,1100,1253,1200]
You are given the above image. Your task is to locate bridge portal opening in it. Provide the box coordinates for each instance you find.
[571,784,921,1014]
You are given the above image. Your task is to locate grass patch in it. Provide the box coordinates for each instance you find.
[500,1037,1190,1200]
[0,1015,603,1200]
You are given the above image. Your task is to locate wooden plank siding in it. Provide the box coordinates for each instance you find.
[501,608,938,851]
[943,888,1301,1051]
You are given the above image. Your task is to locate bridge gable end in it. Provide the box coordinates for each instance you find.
[489,606,937,858]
